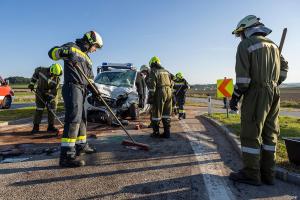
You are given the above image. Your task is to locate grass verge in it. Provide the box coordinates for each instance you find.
[206,113,300,174]
[0,102,64,122]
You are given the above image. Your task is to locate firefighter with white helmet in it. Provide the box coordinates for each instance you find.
[229,15,288,185]
[48,31,103,167]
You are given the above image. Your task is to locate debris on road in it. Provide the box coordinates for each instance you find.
[1,157,30,163]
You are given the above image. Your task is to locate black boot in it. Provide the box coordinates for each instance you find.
[183,113,186,119]
[76,143,97,156]
[59,156,85,168]
[47,124,59,133]
[31,124,40,134]
[150,124,160,138]
[229,170,261,186]
[162,119,171,138]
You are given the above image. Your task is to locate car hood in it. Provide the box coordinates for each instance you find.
[95,83,134,99]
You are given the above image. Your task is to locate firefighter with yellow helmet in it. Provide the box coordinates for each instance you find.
[48,31,103,167]
[229,15,288,185]
[28,63,63,134]
[148,56,173,138]
[173,72,190,119]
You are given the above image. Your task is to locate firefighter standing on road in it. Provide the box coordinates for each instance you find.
[148,56,173,138]
[140,64,153,127]
[173,72,190,120]
[48,31,103,167]
[28,64,62,134]
[229,15,288,185]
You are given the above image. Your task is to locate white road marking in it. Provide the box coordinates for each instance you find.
[179,120,235,200]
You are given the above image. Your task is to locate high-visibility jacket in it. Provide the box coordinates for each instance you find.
[48,41,94,86]
[30,67,60,99]
[148,64,172,95]
[173,78,189,97]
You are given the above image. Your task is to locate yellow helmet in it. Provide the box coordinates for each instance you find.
[50,63,63,76]
[149,56,161,67]
[232,15,261,36]
[85,31,103,49]
[175,72,183,79]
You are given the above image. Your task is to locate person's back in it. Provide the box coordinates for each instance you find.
[148,57,173,138]
[237,35,280,87]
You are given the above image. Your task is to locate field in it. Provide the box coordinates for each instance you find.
[187,87,300,108]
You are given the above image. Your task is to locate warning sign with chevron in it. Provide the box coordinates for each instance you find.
[217,78,234,98]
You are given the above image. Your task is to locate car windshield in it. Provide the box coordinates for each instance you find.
[95,70,136,87]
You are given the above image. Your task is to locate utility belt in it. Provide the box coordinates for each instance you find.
[250,81,278,88]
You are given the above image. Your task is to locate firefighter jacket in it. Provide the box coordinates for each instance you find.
[48,39,94,86]
[30,67,60,99]
[173,78,189,97]
[148,63,173,97]
[233,35,288,98]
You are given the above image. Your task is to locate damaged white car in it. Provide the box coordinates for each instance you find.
[85,63,149,124]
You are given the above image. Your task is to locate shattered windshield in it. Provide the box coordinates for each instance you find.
[94,70,136,87]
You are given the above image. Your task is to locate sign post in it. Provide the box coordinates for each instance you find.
[217,78,233,118]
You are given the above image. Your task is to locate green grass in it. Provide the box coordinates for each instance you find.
[206,113,300,173]
[0,102,64,122]
[12,89,63,103]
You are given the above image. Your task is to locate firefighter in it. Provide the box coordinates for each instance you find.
[28,63,62,134]
[229,15,288,185]
[148,56,173,138]
[173,72,190,120]
[140,64,152,127]
[48,31,103,167]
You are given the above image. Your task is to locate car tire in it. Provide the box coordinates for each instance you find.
[2,96,12,109]
[129,103,139,120]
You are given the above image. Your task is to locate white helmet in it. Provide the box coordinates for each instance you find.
[85,31,103,48]
[232,15,261,36]
[140,65,150,72]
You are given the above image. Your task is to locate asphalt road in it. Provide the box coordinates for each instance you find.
[0,107,299,200]
[9,102,35,110]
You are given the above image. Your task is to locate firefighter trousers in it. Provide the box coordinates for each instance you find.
[60,82,88,159]
[33,90,57,126]
[240,85,280,181]
[151,87,172,128]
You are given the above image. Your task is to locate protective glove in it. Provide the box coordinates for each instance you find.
[28,83,35,91]
[229,93,240,112]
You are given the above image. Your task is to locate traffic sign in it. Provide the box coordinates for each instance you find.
[217,78,233,98]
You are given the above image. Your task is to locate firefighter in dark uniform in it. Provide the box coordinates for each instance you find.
[148,56,173,138]
[140,65,153,127]
[173,72,190,120]
[48,31,103,167]
[28,63,62,134]
[229,15,288,185]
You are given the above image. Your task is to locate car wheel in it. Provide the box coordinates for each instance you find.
[129,103,139,120]
[2,96,12,109]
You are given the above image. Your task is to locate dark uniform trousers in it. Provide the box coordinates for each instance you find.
[33,90,57,125]
[61,82,88,159]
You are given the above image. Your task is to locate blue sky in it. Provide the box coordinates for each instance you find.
[0,0,299,84]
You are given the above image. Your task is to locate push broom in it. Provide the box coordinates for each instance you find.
[74,63,150,151]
